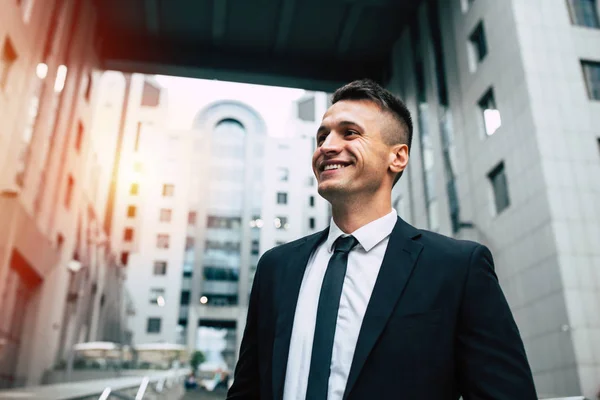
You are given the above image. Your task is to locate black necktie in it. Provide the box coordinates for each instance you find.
[306,235,359,400]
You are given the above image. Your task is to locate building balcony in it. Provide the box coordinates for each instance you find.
[202,280,238,295]
[0,192,59,280]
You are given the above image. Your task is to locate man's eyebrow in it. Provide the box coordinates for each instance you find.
[338,120,361,129]
[316,120,362,136]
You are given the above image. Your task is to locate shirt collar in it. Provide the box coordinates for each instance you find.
[325,209,398,253]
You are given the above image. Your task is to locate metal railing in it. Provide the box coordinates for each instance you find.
[0,369,188,400]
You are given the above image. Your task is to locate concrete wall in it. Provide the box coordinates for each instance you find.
[387,0,600,397]
[0,0,130,387]
[512,0,600,396]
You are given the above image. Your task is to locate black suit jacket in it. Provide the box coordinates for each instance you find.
[228,217,537,399]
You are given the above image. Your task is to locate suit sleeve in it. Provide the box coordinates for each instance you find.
[456,244,538,400]
[227,254,264,399]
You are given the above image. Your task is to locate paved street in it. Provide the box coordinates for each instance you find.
[181,387,228,399]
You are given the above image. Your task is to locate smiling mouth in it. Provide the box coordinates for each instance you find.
[322,164,349,171]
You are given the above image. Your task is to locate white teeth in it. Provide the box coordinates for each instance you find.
[324,164,346,171]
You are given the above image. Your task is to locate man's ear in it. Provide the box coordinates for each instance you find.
[389,143,409,175]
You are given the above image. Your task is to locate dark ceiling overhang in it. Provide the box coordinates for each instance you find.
[95,0,420,92]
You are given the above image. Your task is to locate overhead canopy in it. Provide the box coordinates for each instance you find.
[94,0,420,91]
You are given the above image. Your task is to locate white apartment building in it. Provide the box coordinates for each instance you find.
[180,95,331,372]
[183,100,269,371]
[260,92,331,255]
[388,0,600,397]
[91,71,184,346]
[125,128,193,345]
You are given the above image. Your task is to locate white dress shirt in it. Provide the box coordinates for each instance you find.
[283,209,398,400]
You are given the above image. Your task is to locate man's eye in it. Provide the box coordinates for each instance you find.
[345,130,358,136]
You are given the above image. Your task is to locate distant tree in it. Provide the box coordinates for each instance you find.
[190,350,205,375]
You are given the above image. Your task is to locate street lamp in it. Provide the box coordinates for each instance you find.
[67,260,83,273]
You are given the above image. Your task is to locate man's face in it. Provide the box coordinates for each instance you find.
[312,99,405,201]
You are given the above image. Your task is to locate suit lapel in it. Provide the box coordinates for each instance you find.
[271,228,328,400]
[343,217,423,399]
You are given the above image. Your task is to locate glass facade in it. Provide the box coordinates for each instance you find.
[201,119,247,307]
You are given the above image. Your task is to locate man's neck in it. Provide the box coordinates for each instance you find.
[330,195,393,234]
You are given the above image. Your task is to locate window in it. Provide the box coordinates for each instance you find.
[277,192,288,205]
[203,267,239,281]
[157,234,170,249]
[478,88,502,136]
[134,122,142,151]
[124,228,134,242]
[275,216,288,230]
[185,237,195,251]
[582,60,600,100]
[147,317,161,333]
[1,36,18,91]
[207,216,242,229]
[127,205,136,218]
[57,233,64,250]
[159,208,172,222]
[277,167,289,182]
[461,0,475,13]
[180,291,191,305]
[205,240,241,252]
[54,65,67,92]
[121,252,129,266]
[468,21,487,71]
[297,97,316,121]
[488,162,510,214]
[188,211,197,225]
[141,80,160,107]
[64,175,74,208]
[73,121,84,151]
[130,183,139,195]
[162,184,174,197]
[251,239,260,255]
[84,72,92,101]
[150,288,165,305]
[17,0,34,21]
[309,217,316,229]
[568,0,600,28]
[153,261,167,275]
[309,196,315,207]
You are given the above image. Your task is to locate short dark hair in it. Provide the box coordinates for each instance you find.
[331,79,413,184]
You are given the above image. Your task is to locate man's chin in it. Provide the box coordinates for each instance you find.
[317,182,347,201]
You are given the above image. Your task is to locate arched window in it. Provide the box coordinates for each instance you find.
[212,118,245,158]
[216,118,244,131]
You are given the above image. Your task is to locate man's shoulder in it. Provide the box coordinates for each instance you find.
[412,227,483,258]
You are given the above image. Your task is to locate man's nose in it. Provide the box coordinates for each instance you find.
[320,132,343,154]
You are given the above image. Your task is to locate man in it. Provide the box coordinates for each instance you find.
[227,80,537,399]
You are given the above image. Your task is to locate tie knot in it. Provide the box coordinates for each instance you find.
[333,235,358,254]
